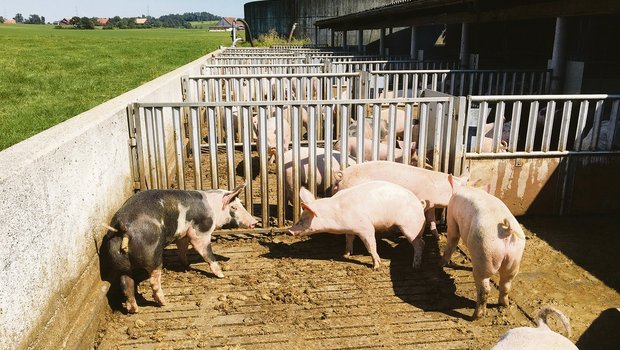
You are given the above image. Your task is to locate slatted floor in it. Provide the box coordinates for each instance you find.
[96,232,532,349]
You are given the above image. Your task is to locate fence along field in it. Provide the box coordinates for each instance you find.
[0,24,231,151]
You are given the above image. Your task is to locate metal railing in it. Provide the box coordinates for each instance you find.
[200,63,325,75]
[460,94,620,160]
[367,69,551,98]
[329,60,459,73]
[129,97,457,227]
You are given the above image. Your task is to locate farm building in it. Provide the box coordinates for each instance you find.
[209,17,245,31]
[1,0,620,349]
[134,17,147,25]
[97,18,109,26]
[3,18,16,24]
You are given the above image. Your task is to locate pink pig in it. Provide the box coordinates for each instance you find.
[442,175,526,319]
[289,181,427,269]
[334,137,420,164]
[333,160,469,237]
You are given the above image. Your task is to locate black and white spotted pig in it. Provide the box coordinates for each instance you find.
[102,184,257,313]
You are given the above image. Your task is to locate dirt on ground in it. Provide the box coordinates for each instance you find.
[95,215,619,350]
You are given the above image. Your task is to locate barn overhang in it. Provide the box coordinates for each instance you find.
[315,0,620,30]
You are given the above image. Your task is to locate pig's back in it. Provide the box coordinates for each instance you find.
[333,181,423,227]
[339,161,449,205]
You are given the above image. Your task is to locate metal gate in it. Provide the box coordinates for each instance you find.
[128,96,458,229]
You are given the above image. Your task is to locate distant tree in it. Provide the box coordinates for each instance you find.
[70,16,80,26]
[26,14,43,24]
[14,13,24,23]
[0,16,4,24]
[41,16,45,24]
[78,17,94,29]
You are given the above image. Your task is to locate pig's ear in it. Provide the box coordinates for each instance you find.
[482,184,491,193]
[448,174,455,192]
[299,187,315,204]
[301,202,318,217]
[222,184,245,208]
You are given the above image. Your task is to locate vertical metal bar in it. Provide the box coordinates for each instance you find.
[442,100,454,173]
[308,105,317,196]
[172,107,186,190]
[241,106,253,216]
[190,107,203,190]
[144,108,158,188]
[275,105,286,227]
[541,100,557,152]
[292,105,302,222]
[225,106,235,189]
[387,104,397,161]
[432,102,443,171]
[508,101,522,153]
[258,106,270,226]
[132,104,148,190]
[402,103,413,165]
[589,100,605,150]
[606,100,620,151]
[453,97,467,175]
[207,107,218,189]
[574,100,589,151]
[324,103,334,193]
[155,107,169,189]
[417,103,428,167]
[371,104,381,160]
[525,101,540,152]
[492,102,505,152]
[339,104,350,170]
[474,102,488,153]
[558,101,573,152]
[356,107,365,164]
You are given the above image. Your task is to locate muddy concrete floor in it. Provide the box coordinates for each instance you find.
[95,216,619,349]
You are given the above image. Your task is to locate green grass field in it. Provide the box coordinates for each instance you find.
[0,24,231,150]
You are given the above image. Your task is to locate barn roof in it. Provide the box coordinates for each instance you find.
[315,0,620,30]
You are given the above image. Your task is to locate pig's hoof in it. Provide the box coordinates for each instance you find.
[472,308,485,320]
[498,297,510,307]
[123,302,139,314]
[215,271,225,278]
[153,294,167,306]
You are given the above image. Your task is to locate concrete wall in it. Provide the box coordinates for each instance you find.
[0,49,222,349]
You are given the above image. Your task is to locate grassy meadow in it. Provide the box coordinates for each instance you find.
[0,24,231,150]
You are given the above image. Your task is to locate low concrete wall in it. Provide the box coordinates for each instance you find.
[0,49,222,349]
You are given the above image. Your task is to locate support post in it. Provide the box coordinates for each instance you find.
[380,27,386,56]
[459,22,469,68]
[410,26,417,59]
[550,17,567,93]
[331,29,335,48]
[342,30,347,50]
[358,29,364,53]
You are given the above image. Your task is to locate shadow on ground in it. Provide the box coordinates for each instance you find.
[519,215,620,292]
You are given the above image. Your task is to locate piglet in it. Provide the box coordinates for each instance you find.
[289,181,427,269]
[442,175,526,319]
[102,184,257,314]
[491,307,577,349]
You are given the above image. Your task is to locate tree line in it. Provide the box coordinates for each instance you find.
[0,12,221,29]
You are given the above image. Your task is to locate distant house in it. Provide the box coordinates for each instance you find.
[59,18,71,25]
[134,18,147,25]
[4,19,16,24]
[97,18,109,26]
[209,17,244,32]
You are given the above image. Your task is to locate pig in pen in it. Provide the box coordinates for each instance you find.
[128,96,458,228]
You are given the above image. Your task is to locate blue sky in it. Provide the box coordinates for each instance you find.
[1,0,249,21]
